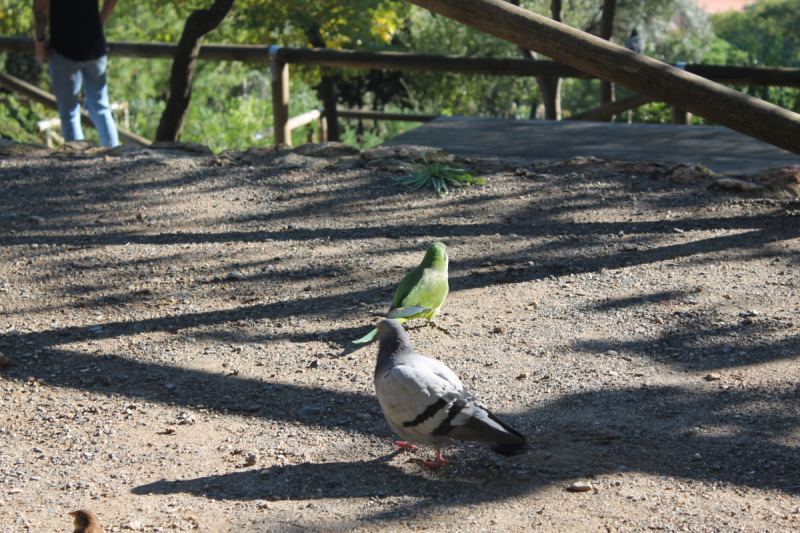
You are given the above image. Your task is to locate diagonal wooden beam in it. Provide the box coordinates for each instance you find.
[401,0,800,156]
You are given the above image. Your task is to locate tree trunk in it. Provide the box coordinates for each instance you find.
[155,0,235,142]
[598,0,617,121]
[510,0,562,120]
[305,24,340,141]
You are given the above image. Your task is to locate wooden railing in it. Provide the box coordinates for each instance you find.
[3,36,800,147]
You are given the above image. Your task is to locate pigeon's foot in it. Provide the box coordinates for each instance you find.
[395,441,419,452]
[423,447,451,469]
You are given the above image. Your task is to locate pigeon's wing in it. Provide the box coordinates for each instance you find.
[377,356,525,448]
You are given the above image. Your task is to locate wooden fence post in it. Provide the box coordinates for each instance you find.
[319,74,339,141]
[400,0,800,157]
[270,45,291,146]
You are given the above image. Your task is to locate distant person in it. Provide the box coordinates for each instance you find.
[625,28,646,55]
[33,0,120,147]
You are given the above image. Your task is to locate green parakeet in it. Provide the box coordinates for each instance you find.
[353,242,449,344]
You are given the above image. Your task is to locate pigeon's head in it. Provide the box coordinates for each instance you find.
[631,28,639,37]
[376,319,414,357]
[423,241,448,271]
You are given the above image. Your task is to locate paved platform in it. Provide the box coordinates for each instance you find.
[381,116,800,175]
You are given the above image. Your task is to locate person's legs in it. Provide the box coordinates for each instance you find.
[81,55,119,147]
[48,50,84,142]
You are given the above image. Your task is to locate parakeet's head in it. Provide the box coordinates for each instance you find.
[423,242,448,271]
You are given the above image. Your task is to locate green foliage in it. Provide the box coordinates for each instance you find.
[392,154,486,196]
[712,0,800,112]
[0,94,49,143]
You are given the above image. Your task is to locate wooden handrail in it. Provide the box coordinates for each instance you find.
[2,36,800,86]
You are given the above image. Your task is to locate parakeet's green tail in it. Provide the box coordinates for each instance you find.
[353,317,409,344]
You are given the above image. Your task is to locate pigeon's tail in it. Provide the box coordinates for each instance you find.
[489,440,534,456]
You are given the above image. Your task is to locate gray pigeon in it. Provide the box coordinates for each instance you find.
[625,28,646,55]
[373,319,532,469]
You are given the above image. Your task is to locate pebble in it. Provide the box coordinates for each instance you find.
[27,215,45,225]
[704,373,721,382]
[567,482,593,492]
[245,453,259,466]
[481,261,493,267]
[673,228,685,234]
[124,521,142,531]
[297,405,325,420]
[355,413,372,421]
[226,272,245,281]
[692,453,702,461]
[517,372,528,379]
[164,427,177,435]
[0,356,13,368]
[492,326,506,334]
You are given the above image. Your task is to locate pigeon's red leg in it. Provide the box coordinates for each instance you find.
[395,441,419,452]
[424,447,452,469]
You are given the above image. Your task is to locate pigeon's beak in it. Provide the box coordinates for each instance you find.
[68,512,77,518]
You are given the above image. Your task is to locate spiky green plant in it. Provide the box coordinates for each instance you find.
[392,153,486,195]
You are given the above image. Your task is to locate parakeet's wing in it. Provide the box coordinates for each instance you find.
[391,267,448,315]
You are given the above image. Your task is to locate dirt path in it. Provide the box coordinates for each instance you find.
[1,142,799,532]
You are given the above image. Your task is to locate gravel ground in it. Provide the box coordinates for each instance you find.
[0,141,799,533]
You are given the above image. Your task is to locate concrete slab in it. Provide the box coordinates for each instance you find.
[380,116,800,175]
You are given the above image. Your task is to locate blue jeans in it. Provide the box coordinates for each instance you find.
[49,49,119,147]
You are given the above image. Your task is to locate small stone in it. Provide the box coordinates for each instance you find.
[692,453,702,461]
[355,413,372,421]
[517,372,528,379]
[27,215,45,225]
[226,272,245,281]
[33,447,44,453]
[492,326,506,334]
[297,405,325,420]
[673,228,685,234]
[124,521,143,531]
[164,427,177,435]
[309,360,320,369]
[654,317,664,324]
[766,236,779,243]
[567,482,593,492]
[704,373,721,382]
[259,469,270,478]
[481,260,493,267]
[245,453,259,466]
[0,356,13,368]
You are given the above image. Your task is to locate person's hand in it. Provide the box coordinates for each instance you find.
[35,39,50,60]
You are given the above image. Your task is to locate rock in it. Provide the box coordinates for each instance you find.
[707,178,763,193]
[164,427,177,435]
[309,360,320,369]
[297,405,325,420]
[492,326,506,334]
[752,165,800,195]
[225,272,245,281]
[26,215,45,225]
[245,453,259,466]
[567,482,593,492]
[480,261,493,267]
[271,152,328,170]
[245,144,290,157]
[703,373,721,382]
[361,144,451,164]
[364,159,414,172]
[124,521,143,531]
[355,413,372,421]
[673,228,685,234]
[517,372,528,379]
[0,139,51,157]
[149,141,213,155]
[692,453,702,461]
[293,142,360,158]
[670,163,725,185]
[0,356,13,368]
